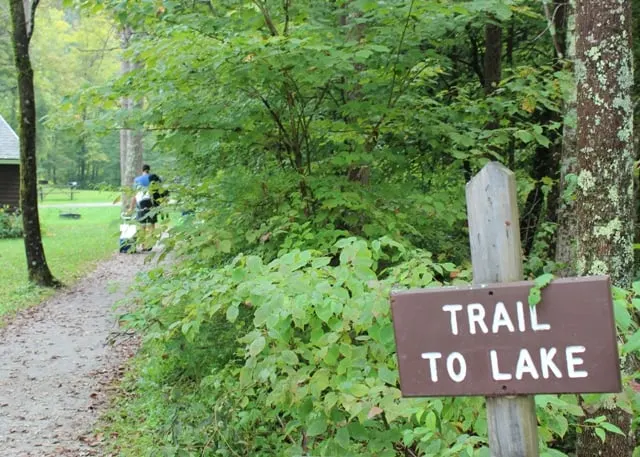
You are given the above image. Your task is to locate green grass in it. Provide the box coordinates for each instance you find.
[39,188,120,205]
[0,206,121,317]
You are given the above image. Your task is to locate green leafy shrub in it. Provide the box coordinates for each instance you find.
[109,238,483,456]
[104,237,640,457]
[0,208,23,239]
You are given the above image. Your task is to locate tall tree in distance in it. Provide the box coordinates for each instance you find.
[9,0,58,287]
[571,0,635,455]
[483,18,501,97]
[119,26,142,210]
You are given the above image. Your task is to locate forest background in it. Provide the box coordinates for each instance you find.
[0,0,173,188]
[3,0,640,456]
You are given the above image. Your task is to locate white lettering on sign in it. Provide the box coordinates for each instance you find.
[421,352,442,382]
[566,346,588,378]
[530,306,551,331]
[441,301,552,335]
[540,347,562,379]
[442,304,463,335]
[447,352,467,383]
[422,301,591,386]
[515,349,540,380]
[490,350,512,381]
[486,346,589,380]
[516,300,526,332]
[468,304,488,334]
[421,351,468,383]
[492,302,515,333]
[423,346,590,383]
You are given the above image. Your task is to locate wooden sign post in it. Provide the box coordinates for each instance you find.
[390,163,621,457]
[467,162,537,457]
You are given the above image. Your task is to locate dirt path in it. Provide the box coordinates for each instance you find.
[0,253,150,456]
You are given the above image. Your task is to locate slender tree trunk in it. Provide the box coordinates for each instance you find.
[467,17,502,183]
[572,0,635,455]
[556,0,577,273]
[9,0,58,287]
[520,110,561,257]
[519,0,571,257]
[120,26,143,210]
[483,21,502,96]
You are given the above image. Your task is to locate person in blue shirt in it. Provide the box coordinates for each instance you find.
[133,164,151,189]
[129,164,156,251]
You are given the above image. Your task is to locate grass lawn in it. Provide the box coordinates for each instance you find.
[39,188,120,205]
[0,206,122,317]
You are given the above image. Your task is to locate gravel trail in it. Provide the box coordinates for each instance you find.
[0,253,148,456]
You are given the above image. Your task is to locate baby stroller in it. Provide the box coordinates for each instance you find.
[119,213,138,253]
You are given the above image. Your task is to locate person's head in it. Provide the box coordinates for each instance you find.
[142,164,151,174]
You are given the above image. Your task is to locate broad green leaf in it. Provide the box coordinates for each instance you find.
[335,427,350,448]
[623,331,640,353]
[600,422,625,435]
[307,417,328,437]
[614,299,632,330]
[379,366,398,385]
[310,369,331,396]
[534,273,554,288]
[515,130,534,143]
[528,288,541,307]
[281,350,298,365]
[226,305,239,322]
[219,239,232,253]
[248,336,266,357]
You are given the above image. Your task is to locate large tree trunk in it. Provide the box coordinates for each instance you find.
[573,0,635,455]
[9,0,58,287]
[574,0,634,286]
[120,26,143,211]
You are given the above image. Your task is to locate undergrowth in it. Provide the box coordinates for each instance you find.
[99,236,640,456]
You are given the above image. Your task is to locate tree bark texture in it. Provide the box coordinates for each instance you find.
[483,21,502,95]
[574,0,634,286]
[9,0,57,287]
[120,26,143,210]
[574,0,635,455]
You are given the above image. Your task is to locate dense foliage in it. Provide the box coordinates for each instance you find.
[0,207,23,239]
[10,0,637,455]
[0,0,121,187]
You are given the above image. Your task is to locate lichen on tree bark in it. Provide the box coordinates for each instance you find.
[572,0,635,456]
[574,0,634,288]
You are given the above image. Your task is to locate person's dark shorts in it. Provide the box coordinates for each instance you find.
[137,199,158,225]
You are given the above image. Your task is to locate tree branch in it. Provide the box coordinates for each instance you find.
[541,0,564,59]
[26,0,40,44]
[253,0,279,36]
[465,24,484,86]
[283,0,291,35]
[387,0,415,108]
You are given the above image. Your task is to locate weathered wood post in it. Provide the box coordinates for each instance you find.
[466,162,538,456]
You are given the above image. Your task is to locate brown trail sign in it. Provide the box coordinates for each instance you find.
[391,276,620,397]
[390,162,621,457]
